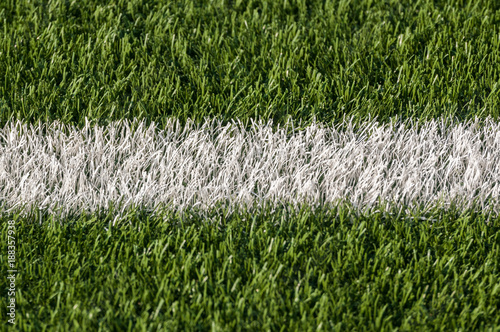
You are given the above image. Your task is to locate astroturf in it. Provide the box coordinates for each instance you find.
[1,0,500,331]
[0,0,499,128]
[1,117,500,218]
[1,205,500,331]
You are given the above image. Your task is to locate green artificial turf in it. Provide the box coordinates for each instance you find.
[2,0,500,331]
[1,205,499,331]
[0,0,499,128]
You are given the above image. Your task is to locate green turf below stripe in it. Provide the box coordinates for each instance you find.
[1,205,499,331]
[1,0,499,127]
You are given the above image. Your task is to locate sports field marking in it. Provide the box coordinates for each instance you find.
[1,117,499,216]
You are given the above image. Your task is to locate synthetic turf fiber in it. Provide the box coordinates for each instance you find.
[1,117,499,217]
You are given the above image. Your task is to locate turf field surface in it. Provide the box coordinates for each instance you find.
[1,0,500,330]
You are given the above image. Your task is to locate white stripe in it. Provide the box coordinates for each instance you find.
[1,117,499,216]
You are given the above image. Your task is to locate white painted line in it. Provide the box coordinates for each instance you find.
[1,117,499,216]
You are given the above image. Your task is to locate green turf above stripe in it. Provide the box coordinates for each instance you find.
[1,117,499,217]
[1,0,499,126]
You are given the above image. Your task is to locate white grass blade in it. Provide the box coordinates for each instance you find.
[1,117,499,217]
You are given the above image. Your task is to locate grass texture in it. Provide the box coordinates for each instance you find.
[2,0,500,330]
[1,205,499,331]
[0,0,499,127]
[1,117,500,218]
